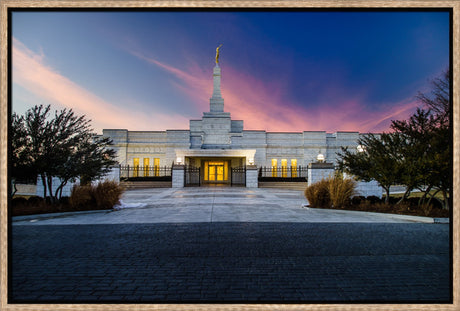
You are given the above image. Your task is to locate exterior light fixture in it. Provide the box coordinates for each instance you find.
[357,145,365,153]
[248,158,254,165]
[176,157,183,165]
[317,153,325,163]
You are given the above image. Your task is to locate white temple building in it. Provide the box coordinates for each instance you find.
[102,59,367,187]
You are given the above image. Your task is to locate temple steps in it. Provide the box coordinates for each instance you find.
[120,181,172,190]
[258,182,308,191]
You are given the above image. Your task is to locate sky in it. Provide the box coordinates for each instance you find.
[11,10,450,134]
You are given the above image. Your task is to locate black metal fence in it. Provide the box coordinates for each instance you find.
[185,166,201,187]
[120,165,172,181]
[258,166,308,182]
[231,166,246,186]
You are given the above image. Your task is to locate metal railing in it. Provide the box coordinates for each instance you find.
[120,165,172,181]
[185,166,201,186]
[231,166,246,186]
[258,166,308,181]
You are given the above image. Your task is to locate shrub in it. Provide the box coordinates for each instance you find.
[351,196,363,206]
[69,184,96,210]
[12,197,28,208]
[59,196,70,206]
[93,180,124,209]
[28,196,44,206]
[429,198,443,210]
[328,174,356,208]
[366,195,381,204]
[70,181,124,211]
[304,179,331,208]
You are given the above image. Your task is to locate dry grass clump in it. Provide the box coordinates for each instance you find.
[93,180,124,209]
[304,179,331,208]
[328,175,356,208]
[70,180,123,210]
[305,174,356,209]
[69,184,96,210]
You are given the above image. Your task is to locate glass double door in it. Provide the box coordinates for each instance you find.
[204,160,228,183]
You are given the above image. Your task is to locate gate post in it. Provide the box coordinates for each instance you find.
[172,164,185,188]
[246,165,258,188]
[307,162,334,186]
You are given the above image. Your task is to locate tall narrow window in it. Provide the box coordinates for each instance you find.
[224,161,228,181]
[271,159,278,177]
[291,159,298,178]
[281,159,288,177]
[154,158,160,177]
[133,158,139,178]
[143,158,150,177]
[204,161,209,181]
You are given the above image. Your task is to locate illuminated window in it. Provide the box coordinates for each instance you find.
[154,158,160,177]
[204,161,209,181]
[281,159,288,177]
[291,159,297,178]
[143,158,150,177]
[271,159,278,177]
[133,158,139,177]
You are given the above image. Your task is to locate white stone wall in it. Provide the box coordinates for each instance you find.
[307,168,335,187]
[99,166,120,183]
[355,180,383,198]
[14,184,37,196]
[246,167,258,188]
[36,177,78,198]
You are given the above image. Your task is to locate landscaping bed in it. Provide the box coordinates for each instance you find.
[11,181,124,217]
[304,176,449,219]
[308,198,449,218]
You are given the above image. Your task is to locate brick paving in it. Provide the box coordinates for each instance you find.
[10,222,450,303]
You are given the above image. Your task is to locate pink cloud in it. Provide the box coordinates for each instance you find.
[127,47,421,133]
[12,38,190,133]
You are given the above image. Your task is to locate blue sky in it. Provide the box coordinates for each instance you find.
[12,10,450,133]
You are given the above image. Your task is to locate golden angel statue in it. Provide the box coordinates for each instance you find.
[215,44,223,64]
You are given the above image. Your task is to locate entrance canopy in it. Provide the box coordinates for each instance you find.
[174,149,256,166]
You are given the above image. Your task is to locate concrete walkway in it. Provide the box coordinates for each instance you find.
[12,187,438,225]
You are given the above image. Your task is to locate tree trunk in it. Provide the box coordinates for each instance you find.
[46,175,55,203]
[11,179,18,197]
[419,185,433,207]
[55,179,68,200]
[442,190,449,210]
[384,187,390,204]
[397,187,412,204]
[40,174,47,198]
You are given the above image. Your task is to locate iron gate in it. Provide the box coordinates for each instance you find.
[185,166,201,187]
[231,166,246,186]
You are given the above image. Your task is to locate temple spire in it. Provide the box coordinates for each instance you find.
[210,45,224,113]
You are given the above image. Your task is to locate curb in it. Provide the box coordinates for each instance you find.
[12,209,112,222]
[434,218,450,224]
[304,206,449,224]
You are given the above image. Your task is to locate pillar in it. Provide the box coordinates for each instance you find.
[172,165,185,188]
[307,162,335,186]
[246,165,258,188]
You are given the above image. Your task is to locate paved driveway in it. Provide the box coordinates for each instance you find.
[11,187,451,303]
